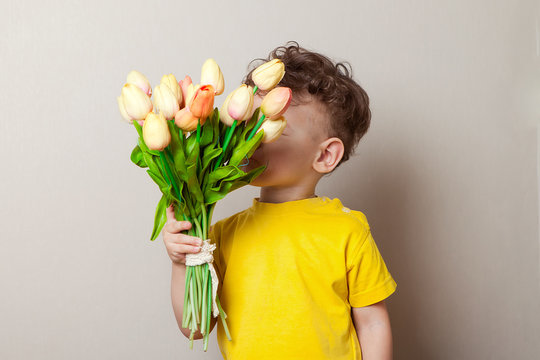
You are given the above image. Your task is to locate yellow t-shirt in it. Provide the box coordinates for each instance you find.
[208,196,397,360]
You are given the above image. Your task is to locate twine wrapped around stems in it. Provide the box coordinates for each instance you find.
[185,239,219,317]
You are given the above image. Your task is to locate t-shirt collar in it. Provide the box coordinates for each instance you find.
[249,196,335,216]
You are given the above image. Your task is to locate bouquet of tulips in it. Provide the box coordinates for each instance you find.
[117,58,291,350]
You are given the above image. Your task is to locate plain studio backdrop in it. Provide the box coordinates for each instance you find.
[1,0,539,359]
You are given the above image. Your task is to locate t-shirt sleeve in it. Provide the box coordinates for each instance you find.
[346,229,397,307]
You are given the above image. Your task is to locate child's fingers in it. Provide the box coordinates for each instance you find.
[173,243,201,255]
[168,233,202,247]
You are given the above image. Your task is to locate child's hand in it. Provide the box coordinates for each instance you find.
[163,205,203,265]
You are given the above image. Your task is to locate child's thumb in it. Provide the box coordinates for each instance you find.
[165,204,175,222]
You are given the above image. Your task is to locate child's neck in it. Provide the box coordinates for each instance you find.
[258,185,318,204]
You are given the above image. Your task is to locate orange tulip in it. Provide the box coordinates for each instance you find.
[175,108,200,132]
[189,84,215,120]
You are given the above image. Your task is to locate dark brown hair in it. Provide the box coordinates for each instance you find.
[243,41,372,171]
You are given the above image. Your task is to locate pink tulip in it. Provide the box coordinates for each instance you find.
[179,75,193,108]
[260,87,292,119]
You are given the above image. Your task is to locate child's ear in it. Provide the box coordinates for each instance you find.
[313,137,344,174]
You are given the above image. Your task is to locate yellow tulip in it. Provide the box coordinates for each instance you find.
[260,87,292,119]
[251,59,285,91]
[256,117,287,143]
[126,70,152,97]
[201,58,225,95]
[153,84,180,120]
[120,83,153,120]
[219,91,235,126]
[160,74,183,105]
[143,112,171,151]
[227,84,254,122]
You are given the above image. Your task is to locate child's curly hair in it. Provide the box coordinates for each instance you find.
[243,41,372,171]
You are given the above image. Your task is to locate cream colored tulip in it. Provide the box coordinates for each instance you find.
[117,95,135,123]
[256,117,287,143]
[160,74,183,104]
[121,83,153,120]
[227,84,254,122]
[252,59,285,91]
[126,70,152,97]
[219,91,235,126]
[153,84,180,120]
[201,58,225,95]
[143,112,171,151]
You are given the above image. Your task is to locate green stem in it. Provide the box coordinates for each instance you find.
[253,85,258,94]
[205,267,212,348]
[158,151,181,202]
[163,147,188,222]
[247,113,266,141]
[189,277,198,330]
[201,203,208,239]
[213,119,237,171]
[182,266,192,328]
[217,295,231,341]
[201,264,209,335]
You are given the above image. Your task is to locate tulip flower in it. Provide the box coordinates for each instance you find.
[201,58,225,95]
[256,117,287,143]
[153,84,180,120]
[120,83,153,121]
[126,70,152,97]
[227,84,254,121]
[185,83,200,110]
[260,86,292,119]
[117,95,135,123]
[161,74,183,105]
[219,91,235,126]
[175,107,199,132]
[143,112,171,151]
[189,84,215,120]
[251,59,285,91]
[179,75,193,108]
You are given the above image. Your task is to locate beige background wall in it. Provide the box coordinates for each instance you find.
[1,0,538,359]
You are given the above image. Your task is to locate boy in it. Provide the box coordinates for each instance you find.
[163,41,397,359]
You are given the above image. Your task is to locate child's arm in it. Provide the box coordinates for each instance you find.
[351,300,393,360]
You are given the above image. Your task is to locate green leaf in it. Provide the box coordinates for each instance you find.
[147,169,167,189]
[204,181,236,205]
[200,114,215,147]
[132,119,143,138]
[201,147,222,174]
[130,145,147,168]
[142,151,165,183]
[150,194,169,241]
[166,121,188,182]
[228,129,264,167]
[229,164,266,192]
[207,165,244,185]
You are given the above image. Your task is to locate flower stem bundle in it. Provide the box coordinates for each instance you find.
[117,58,290,351]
